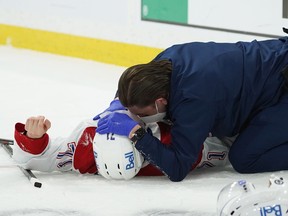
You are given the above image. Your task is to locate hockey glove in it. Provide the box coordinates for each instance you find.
[97,112,138,137]
[93,99,126,121]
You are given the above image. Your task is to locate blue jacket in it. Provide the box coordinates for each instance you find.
[135,37,288,181]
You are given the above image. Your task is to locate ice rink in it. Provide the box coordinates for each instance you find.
[0,46,287,216]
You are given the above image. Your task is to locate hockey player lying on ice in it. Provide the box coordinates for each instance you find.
[12,113,231,180]
[13,115,288,215]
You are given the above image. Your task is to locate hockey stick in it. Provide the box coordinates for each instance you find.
[0,138,14,145]
[0,138,42,188]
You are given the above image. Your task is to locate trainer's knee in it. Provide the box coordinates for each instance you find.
[228,151,252,173]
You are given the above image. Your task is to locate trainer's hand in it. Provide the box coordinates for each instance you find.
[25,116,51,139]
[93,99,126,121]
[97,112,138,137]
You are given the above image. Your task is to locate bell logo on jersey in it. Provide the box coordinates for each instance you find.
[260,204,282,216]
[125,151,135,170]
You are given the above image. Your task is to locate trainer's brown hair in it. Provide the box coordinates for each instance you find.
[118,59,172,108]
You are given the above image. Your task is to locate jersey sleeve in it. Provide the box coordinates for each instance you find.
[136,121,204,177]
[135,99,216,182]
[196,136,230,169]
[13,119,98,174]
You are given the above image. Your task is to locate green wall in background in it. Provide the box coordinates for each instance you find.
[142,0,188,24]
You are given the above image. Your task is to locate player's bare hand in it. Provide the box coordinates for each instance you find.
[24,116,51,139]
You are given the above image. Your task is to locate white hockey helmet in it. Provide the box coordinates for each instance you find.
[93,132,144,180]
[217,175,288,216]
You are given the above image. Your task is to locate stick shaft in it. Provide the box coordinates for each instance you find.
[0,138,14,145]
[0,139,42,188]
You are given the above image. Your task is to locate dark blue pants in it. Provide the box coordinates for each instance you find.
[229,91,288,173]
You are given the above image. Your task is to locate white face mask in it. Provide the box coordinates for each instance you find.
[139,102,166,124]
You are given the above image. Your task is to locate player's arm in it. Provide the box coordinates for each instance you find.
[14,116,51,155]
[135,100,215,182]
[13,116,97,174]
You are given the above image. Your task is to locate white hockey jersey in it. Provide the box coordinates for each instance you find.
[13,119,230,177]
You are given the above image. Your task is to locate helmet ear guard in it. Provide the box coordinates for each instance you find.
[217,175,288,216]
[93,132,144,180]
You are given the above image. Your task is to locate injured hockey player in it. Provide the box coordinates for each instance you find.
[12,111,232,180]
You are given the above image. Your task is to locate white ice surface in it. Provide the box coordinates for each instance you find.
[0,46,287,216]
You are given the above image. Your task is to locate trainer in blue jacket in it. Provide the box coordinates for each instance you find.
[95,29,288,182]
